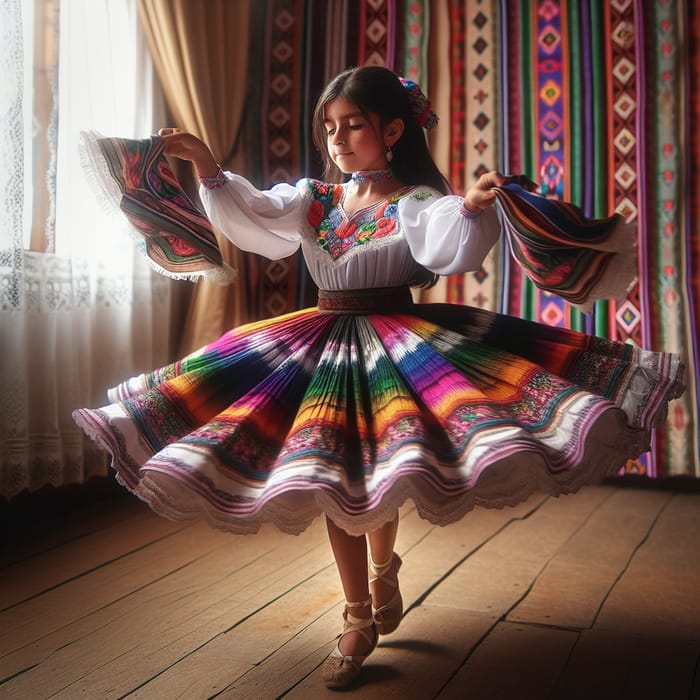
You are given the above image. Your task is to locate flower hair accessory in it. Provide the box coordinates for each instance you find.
[399,77,439,130]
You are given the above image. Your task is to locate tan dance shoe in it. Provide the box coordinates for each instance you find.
[321,597,378,688]
[369,552,403,635]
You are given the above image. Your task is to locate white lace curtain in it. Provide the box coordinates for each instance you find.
[0,0,177,498]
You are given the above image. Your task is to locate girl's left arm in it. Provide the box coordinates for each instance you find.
[401,172,540,274]
[400,189,501,275]
[199,174,303,260]
[462,171,538,215]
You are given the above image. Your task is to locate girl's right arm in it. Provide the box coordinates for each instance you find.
[158,128,302,260]
[158,128,219,178]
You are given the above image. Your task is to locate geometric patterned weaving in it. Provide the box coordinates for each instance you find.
[243,0,698,478]
[440,0,699,478]
[250,0,304,321]
[445,1,502,311]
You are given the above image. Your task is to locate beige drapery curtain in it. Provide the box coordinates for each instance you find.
[137,0,251,353]
[419,1,452,304]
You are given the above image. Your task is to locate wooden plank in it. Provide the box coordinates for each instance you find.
[426,487,612,615]
[283,606,497,700]
[0,503,417,696]
[594,492,700,639]
[217,601,347,700]
[397,495,550,615]
[553,628,699,699]
[0,520,312,695]
[51,525,332,698]
[1,493,145,569]
[439,621,578,700]
[47,509,427,695]
[113,506,429,698]
[36,504,420,698]
[0,506,188,610]
[80,504,441,698]
[0,520,234,669]
[4,484,698,699]
[507,488,671,629]
[217,494,549,698]
[123,553,344,698]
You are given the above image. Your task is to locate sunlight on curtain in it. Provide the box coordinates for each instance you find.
[0,0,176,498]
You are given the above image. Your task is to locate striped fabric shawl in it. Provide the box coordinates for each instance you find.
[79,131,234,285]
[494,183,637,313]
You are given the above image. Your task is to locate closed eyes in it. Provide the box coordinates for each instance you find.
[326,123,365,137]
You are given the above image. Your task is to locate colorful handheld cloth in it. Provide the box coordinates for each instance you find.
[494,182,637,313]
[80,131,234,284]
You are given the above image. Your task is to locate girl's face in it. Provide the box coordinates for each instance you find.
[323,97,389,174]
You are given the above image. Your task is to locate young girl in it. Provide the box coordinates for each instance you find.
[74,66,684,689]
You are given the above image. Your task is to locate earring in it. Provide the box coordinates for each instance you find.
[386,145,393,163]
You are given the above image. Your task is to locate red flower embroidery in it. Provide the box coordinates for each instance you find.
[123,151,143,189]
[374,217,397,237]
[335,221,357,240]
[164,234,197,256]
[308,200,324,228]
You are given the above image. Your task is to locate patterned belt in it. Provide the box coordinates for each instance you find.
[317,286,414,314]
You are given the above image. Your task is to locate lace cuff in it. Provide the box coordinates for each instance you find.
[460,202,483,219]
[199,168,227,190]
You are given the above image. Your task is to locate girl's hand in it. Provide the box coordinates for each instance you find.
[157,128,219,178]
[463,171,539,214]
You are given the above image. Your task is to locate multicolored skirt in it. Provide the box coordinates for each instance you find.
[73,289,685,536]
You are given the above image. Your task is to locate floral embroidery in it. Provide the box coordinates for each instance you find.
[124,389,191,450]
[164,234,198,256]
[411,191,433,202]
[304,179,414,261]
[375,217,397,237]
[336,221,357,240]
[308,199,325,228]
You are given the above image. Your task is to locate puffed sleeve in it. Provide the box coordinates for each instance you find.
[399,188,501,275]
[199,173,303,259]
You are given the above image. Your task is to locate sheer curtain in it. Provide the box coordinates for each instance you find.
[0,0,177,498]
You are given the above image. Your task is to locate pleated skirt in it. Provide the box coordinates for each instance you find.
[73,300,685,536]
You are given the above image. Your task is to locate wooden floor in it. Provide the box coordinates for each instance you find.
[1,483,699,699]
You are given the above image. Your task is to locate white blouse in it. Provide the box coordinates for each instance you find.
[199,173,501,292]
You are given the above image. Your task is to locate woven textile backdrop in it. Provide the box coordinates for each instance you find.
[241,0,698,480]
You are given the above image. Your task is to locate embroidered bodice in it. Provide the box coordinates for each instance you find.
[199,174,501,291]
[305,180,412,261]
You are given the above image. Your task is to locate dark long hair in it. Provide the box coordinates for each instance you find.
[312,66,451,195]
